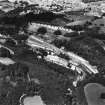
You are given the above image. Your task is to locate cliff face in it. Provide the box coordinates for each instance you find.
[0,0,105,16]
[0,0,103,17]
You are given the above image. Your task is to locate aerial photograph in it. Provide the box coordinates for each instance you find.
[1,0,105,105]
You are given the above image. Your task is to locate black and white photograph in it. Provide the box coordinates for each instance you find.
[0,0,105,105]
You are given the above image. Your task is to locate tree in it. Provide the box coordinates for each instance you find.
[64,32,79,37]
[0,48,11,58]
[53,30,62,35]
[37,27,47,35]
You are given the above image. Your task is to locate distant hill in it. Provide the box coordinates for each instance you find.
[82,0,103,3]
